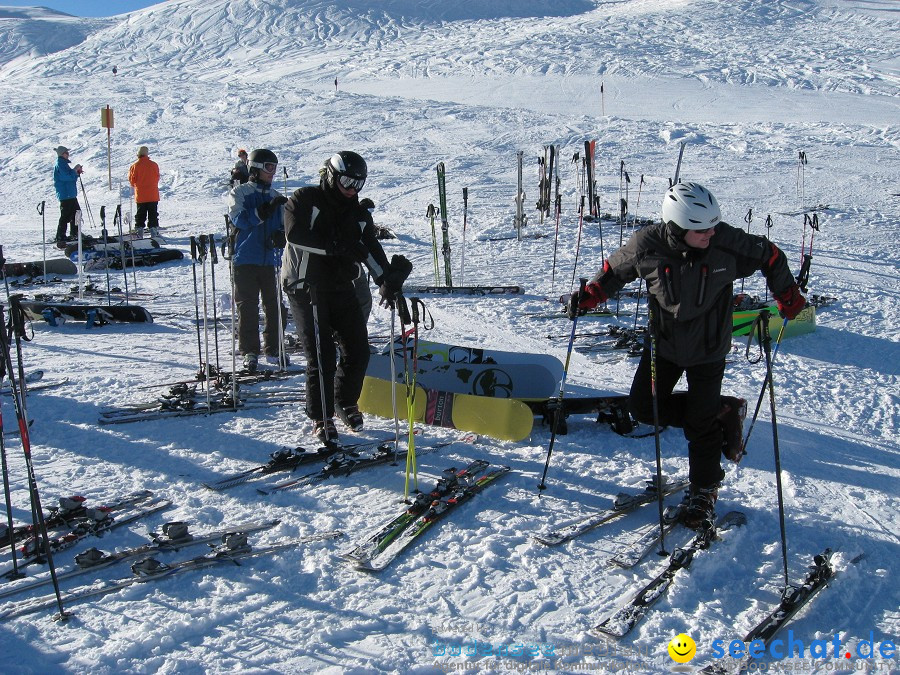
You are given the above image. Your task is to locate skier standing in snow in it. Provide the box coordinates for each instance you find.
[227,148,288,373]
[128,146,161,238]
[570,181,806,528]
[52,146,83,245]
[283,151,411,443]
[231,148,250,186]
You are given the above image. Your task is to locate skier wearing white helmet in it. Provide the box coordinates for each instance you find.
[570,181,806,528]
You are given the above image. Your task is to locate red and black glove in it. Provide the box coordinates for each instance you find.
[566,281,608,320]
[775,282,806,320]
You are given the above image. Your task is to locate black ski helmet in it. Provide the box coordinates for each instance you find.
[325,151,367,193]
[248,148,278,183]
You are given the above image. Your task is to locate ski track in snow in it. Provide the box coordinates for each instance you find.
[0,0,897,673]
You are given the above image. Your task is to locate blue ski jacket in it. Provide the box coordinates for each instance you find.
[53,157,79,201]
[227,180,285,267]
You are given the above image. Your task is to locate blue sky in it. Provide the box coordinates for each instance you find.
[1,1,161,17]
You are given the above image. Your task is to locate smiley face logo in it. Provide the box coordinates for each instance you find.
[668,633,696,663]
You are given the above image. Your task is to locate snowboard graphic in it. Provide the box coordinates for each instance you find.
[18,300,153,325]
[357,376,533,442]
[366,353,557,400]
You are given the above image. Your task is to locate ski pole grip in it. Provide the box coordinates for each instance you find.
[37,201,45,215]
[190,236,197,260]
[397,295,411,325]
[209,234,218,264]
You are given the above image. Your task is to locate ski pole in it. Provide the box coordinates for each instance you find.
[568,196,586,292]
[198,235,212,409]
[460,187,468,287]
[538,278,586,494]
[98,205,112,305]
[427,204,439,286]
[741,316,788,457]
[741,208,753,295]
[189,236,204,380]
[0,304,68,620]
[113,204,131,302]
[223,216,238,405]
[37,201,46,282]
[209,233,221,374]
[309,285,334,447]
[759,310,791,589]
[647,303,669,556]
[403,298,423,498]
[550,193,561,295]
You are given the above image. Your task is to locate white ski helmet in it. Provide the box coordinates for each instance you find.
[661,182,721,230]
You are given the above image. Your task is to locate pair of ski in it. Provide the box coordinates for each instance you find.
[1,490,153,548]
[4,497,171,576]
[0,518,282,600]
[256,433,475,495]
[203,436,396,491]
[97,389,305,424]
[0,529,343,621]
[338,459,511,571]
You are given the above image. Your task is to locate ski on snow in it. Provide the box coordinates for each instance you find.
[1,490,154,548]
[700,549,854,674]
[592,510,747,639]
[257,433,478,495]
[97,392,304,424]
[0,530,342,621]
[354,463,511,572]
[203,436,394,490]
[4,499,172,577]
[0,519,282,600]
[533,476,690,546]
[337,459,491,565]
[607,503,686,569]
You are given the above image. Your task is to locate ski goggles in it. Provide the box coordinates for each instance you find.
[338,174,366,192]
[249,161,278,173]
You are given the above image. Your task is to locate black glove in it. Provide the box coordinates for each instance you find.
[256,195,288,221]
[270,230,286,248]
[565,281,608,320]
[359,198,375,212]
[335,240,369,263]
[377,254,413,309]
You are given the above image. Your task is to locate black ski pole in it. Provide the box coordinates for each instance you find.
[208,233,221,374]
[759,310,790,589]
[112,204,131,302]
[100,205,112,305]
[197,235,212,409]
[648,303,669,556]
[37,201,46,282]
[741,208,753,295]
[223,216,238,404]
[741,314,788,458]
[538,278,586,494]
[189,236,204,379]
[309,285,334,447]
[568,196,586,292]
[0,304,68,620]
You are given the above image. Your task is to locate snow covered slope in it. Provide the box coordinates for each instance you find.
[0,0,896,672]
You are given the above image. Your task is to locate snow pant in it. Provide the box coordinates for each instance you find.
[286,285,369,422]
[233,264,281,357]
[56,198,81,240]
[628,345,726,489]
[354,271,373,320]
[135,201,159,229]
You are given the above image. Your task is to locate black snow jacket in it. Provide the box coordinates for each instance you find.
[282,180,389,294]
[592,222,796,366]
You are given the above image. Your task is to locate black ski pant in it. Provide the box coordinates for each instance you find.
[56,198,81,241]
[286,285,369,422]
[628,346,726,489]
[233,264,281,357]
[135,201,159,229]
